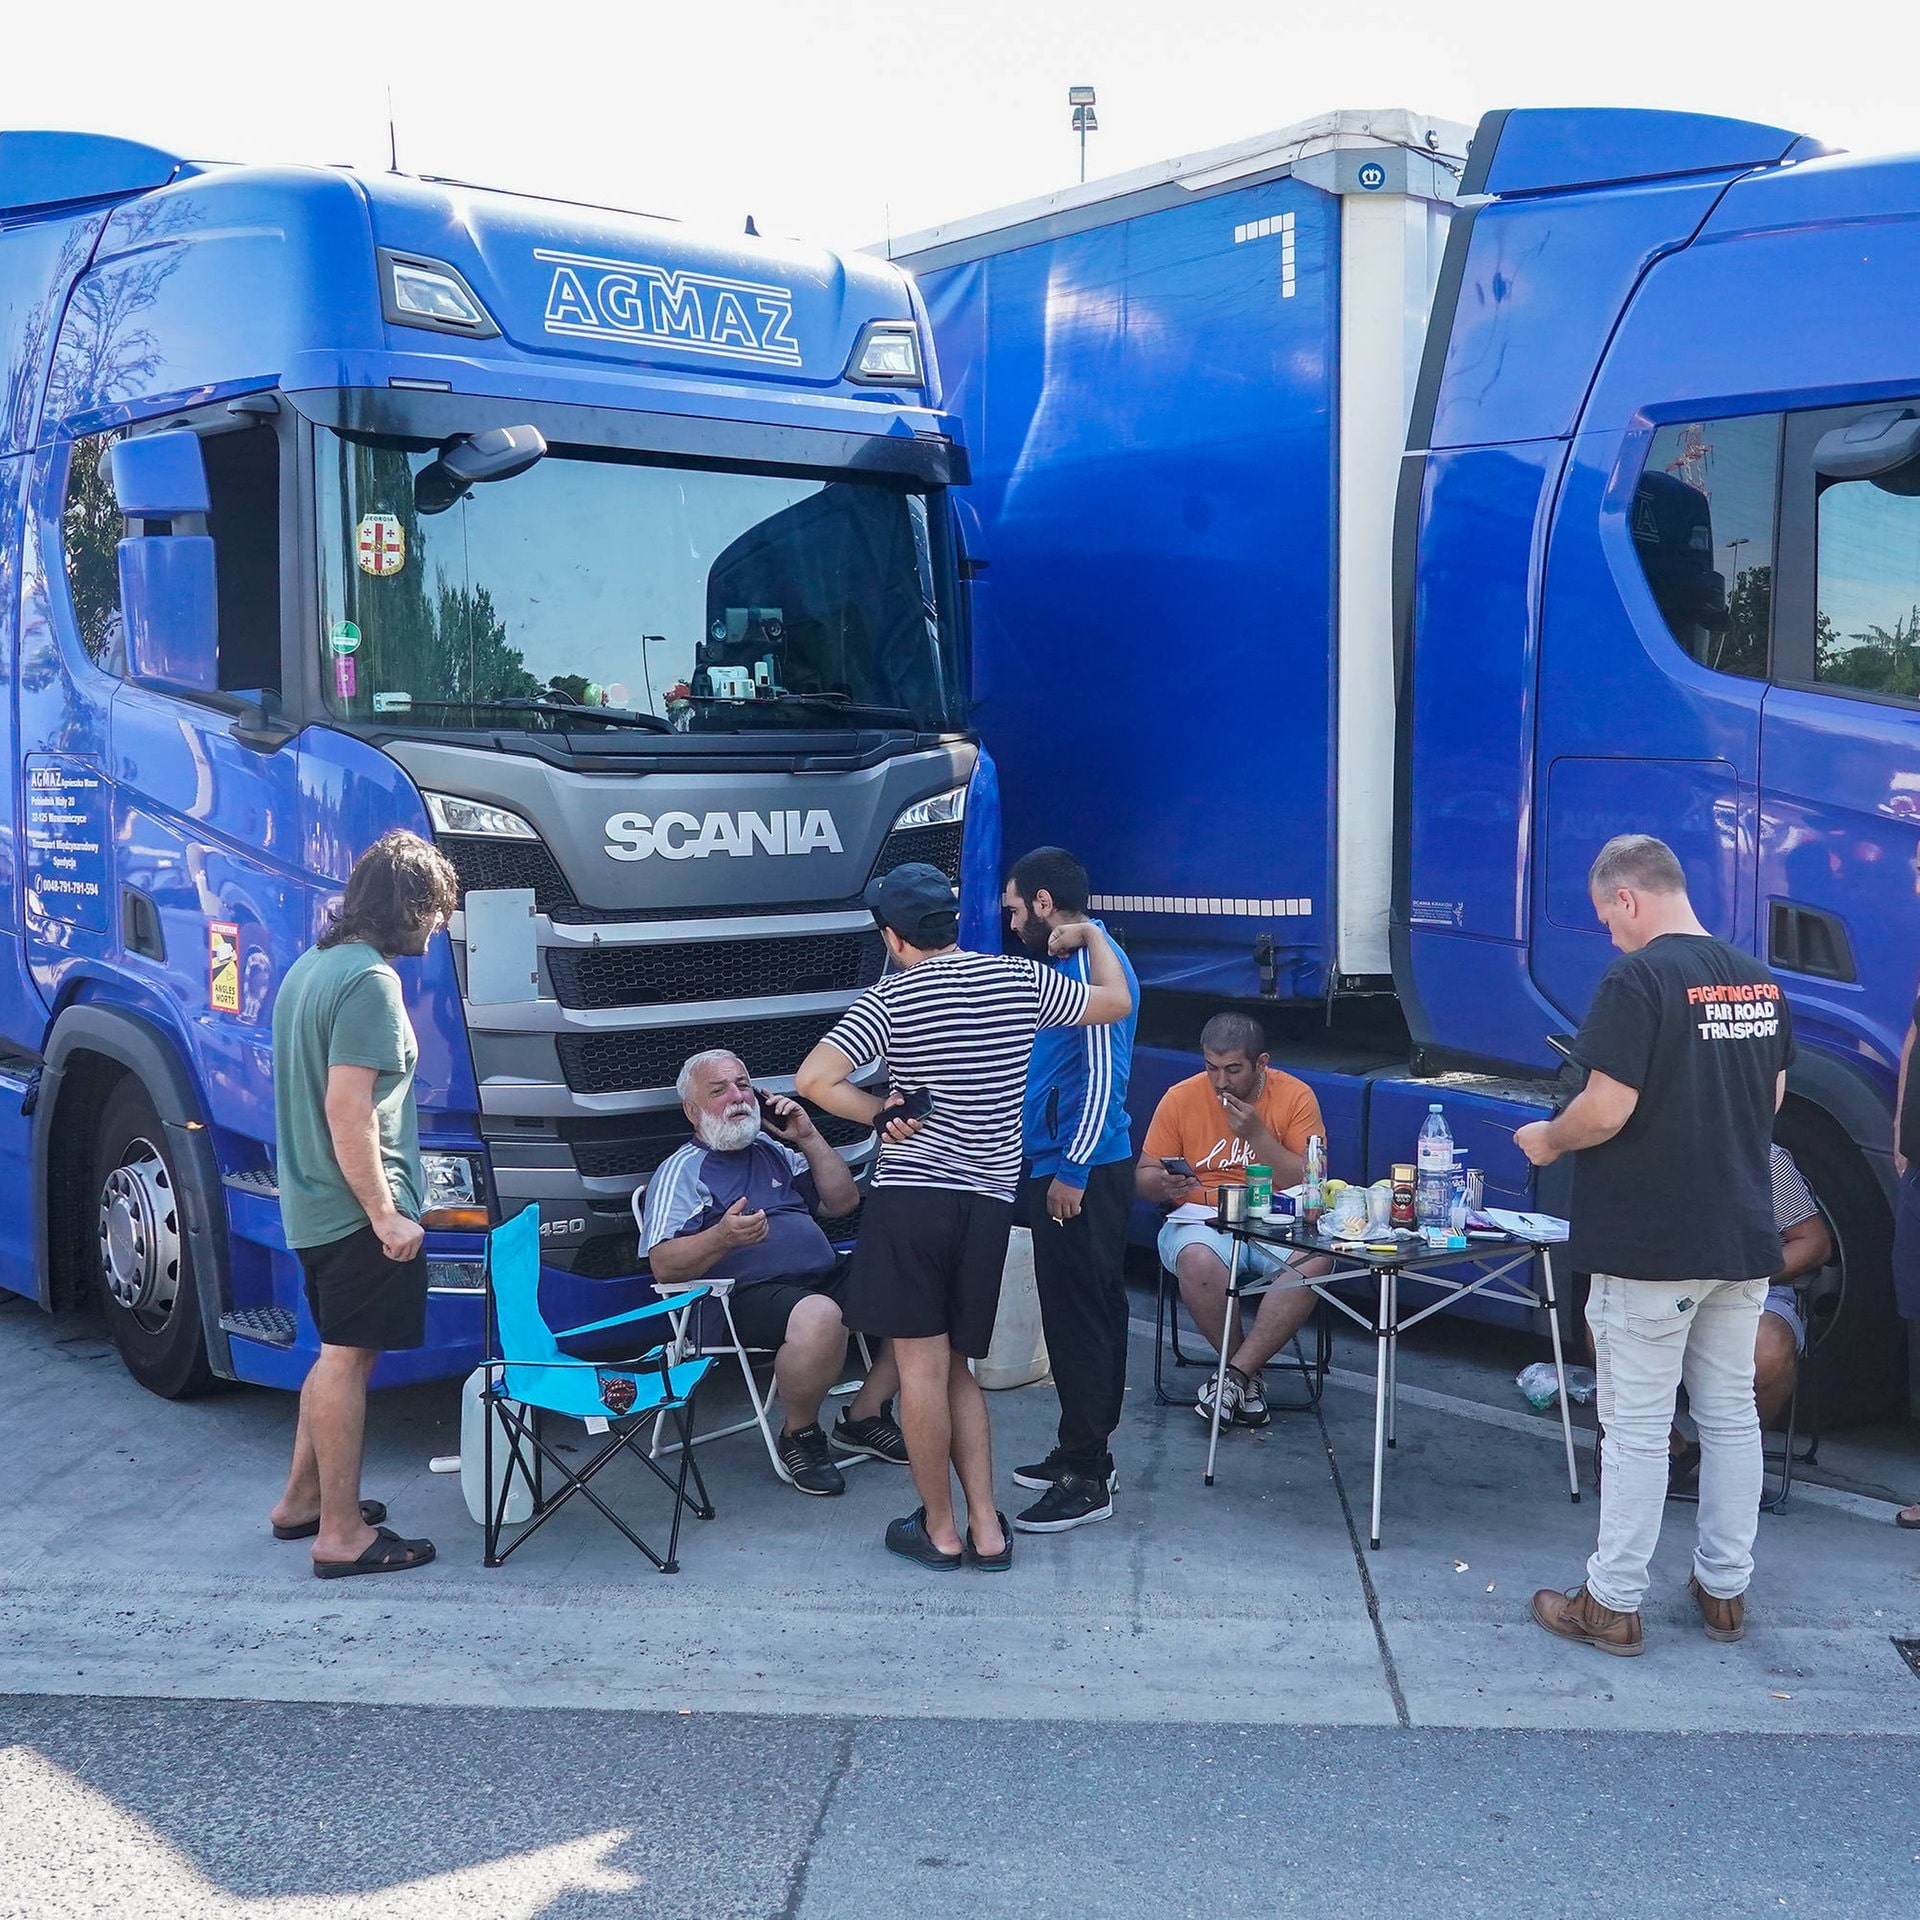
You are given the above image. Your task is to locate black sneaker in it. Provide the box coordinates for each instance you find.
[777,1423,846,1496]
[832,1401,909,1464]
[1012,1449,1119,1493]
[1013,1470,1115,1533]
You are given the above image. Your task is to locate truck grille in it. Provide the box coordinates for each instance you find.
[557,1012,847,1096]
[439,837,579,917]
[547,929,885,1011]
[563,1108,873,1180]
[871,822,964,883]
[443,815,963,930]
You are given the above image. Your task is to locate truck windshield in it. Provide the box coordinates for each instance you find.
[315,431,964,735]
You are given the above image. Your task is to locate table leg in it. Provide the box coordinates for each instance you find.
[1370,1266,1391,1550]
[1539,1247,1581,1502]
[1204,1233,1240,1487]
[1386,1268,1399,1449]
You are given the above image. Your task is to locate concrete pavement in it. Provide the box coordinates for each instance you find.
[3,1290,1917,1731]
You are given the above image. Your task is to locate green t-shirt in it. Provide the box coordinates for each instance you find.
[271,940,423,1250]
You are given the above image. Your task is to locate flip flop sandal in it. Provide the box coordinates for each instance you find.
[273,1499,388,1541]
[312,1527,436,1579]
[1897,1505,1920,1531]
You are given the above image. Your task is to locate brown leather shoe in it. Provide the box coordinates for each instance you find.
[1530,1582,1644,1657]
[1688,1573,1746,1642]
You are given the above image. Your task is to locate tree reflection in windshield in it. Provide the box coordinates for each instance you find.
[316,434,962,734]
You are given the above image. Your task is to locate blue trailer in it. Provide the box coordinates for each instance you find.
[899,107,1920,1419]
[0,130,988,1396]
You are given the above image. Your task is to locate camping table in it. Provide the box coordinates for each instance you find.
[1202,1219,1581,1548]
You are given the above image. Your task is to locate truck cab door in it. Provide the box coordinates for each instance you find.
[1759,398,1920,1074]
[1530,413,1777,1019]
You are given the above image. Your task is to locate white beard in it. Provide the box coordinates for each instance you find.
[697,1108,761,1153]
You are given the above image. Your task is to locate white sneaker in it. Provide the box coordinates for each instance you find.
[1195,1370,1243,1424]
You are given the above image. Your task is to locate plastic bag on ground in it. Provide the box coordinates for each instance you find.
[1516,1361,1596,1408]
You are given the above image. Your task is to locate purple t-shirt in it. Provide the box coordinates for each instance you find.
[639,1136,836,1287]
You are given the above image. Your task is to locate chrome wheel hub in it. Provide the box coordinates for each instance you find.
[98,1139,181,1327]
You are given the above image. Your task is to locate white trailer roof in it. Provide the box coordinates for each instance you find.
[884,107,1471,260]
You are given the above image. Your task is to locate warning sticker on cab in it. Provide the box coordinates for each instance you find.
[356,514,406,577]
[209,921,241,1014]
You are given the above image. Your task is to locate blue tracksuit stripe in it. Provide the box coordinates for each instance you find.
[1022,920,1138,1184]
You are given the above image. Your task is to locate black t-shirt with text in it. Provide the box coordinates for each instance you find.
[1567,934,1795,1281]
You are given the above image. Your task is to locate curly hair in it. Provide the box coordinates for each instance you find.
[319,830,460,955]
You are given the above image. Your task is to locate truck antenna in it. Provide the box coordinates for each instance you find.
[387,88,400,174]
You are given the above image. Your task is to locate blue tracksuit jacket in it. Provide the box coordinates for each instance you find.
[1021,920,1139,1189]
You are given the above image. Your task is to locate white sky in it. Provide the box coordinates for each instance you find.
[3,0,1914,253]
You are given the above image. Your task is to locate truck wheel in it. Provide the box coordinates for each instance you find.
[92,1078,217,1399]
[1775,1103,1904,1427]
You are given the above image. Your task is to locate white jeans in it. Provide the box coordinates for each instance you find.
[1585,1273,1767,1613]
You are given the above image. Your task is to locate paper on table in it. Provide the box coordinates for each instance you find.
[1483,1207,1570,1242]
[1167,1201,1215,1222]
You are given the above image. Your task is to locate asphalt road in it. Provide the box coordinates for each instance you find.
[2,1694,1916,1919]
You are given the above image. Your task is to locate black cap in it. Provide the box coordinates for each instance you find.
[864,862,959,946]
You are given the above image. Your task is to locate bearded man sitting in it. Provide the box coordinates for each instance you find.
[639,1048,906,1494]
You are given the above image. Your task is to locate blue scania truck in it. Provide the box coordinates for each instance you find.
[0,130,991,1396]
[899,106,1920,1420]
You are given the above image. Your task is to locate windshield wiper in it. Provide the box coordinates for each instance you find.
[370,698,672,734]
[692,691,922,727]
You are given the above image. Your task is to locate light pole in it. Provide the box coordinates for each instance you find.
[1069,86,1097,184]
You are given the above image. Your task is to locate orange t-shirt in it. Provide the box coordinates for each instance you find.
[1141,1069,1325,1201]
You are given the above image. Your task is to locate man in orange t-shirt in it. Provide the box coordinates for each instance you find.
[1137,1012,1328,1428]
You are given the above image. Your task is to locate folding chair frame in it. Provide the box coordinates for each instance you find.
[1153,1259,1331,1412]
[482,1352,715,1572]
[650,1276,877,1484]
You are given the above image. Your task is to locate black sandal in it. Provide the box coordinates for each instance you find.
[964,1511,1013,1572]
[273,1499,387,1541]
[313,1527,436,1579]
[884,1508,963,1570]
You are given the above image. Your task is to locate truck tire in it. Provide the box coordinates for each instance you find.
[1775,1102,1905,1427]
[92,1078,218,1399]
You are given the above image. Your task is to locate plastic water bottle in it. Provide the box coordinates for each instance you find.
[1415,1104,1453,1231]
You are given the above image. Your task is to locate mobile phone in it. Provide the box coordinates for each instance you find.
[879,1087,934,1127]
[1160,1156,1196,1179]
[754,1087,785,1123]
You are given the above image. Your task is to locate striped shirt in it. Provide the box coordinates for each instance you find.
[1768,1143,1818,1232]
[821,951,1091,1200]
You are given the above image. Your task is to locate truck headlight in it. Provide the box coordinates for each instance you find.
[845,320,925,387]
[891,785,967,831]
[423,791,539,840]
[421,1151,489,1231]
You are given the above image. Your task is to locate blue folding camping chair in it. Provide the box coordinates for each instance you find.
[482,1205,715,1572]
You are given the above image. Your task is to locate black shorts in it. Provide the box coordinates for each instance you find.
[841,1184,1015,1358]
[725,1260,849,1351]
[298,1223,428,1352]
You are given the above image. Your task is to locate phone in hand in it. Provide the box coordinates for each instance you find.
[879,1087,935,1128]
[754,1087,787,1125]
[1160,1156,1196,1179]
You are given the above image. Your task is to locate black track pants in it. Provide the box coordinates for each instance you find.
[1025,1158,1135,1475]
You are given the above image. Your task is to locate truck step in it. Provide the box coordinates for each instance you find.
[223,1168,280,1197]
[219,1306,297,1347]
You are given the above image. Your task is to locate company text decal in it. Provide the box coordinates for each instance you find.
[604,810,842,861]
[537,249,801,367]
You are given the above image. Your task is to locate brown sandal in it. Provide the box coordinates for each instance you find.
[313,1527,436,1578]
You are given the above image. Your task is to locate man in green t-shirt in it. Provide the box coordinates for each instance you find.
[268,830,458,1578]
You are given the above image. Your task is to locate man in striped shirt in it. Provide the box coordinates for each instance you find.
[1003,846,1140,1534]
[797,863,1134,1570]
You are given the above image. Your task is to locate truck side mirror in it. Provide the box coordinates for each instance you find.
[107,430,221,695]
[117,537,219,695]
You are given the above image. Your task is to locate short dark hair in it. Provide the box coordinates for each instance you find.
[320,830,459,954]
[1589,833,1688,898]
[1007,845,1089,915]
[1200,1011,1267,1061]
